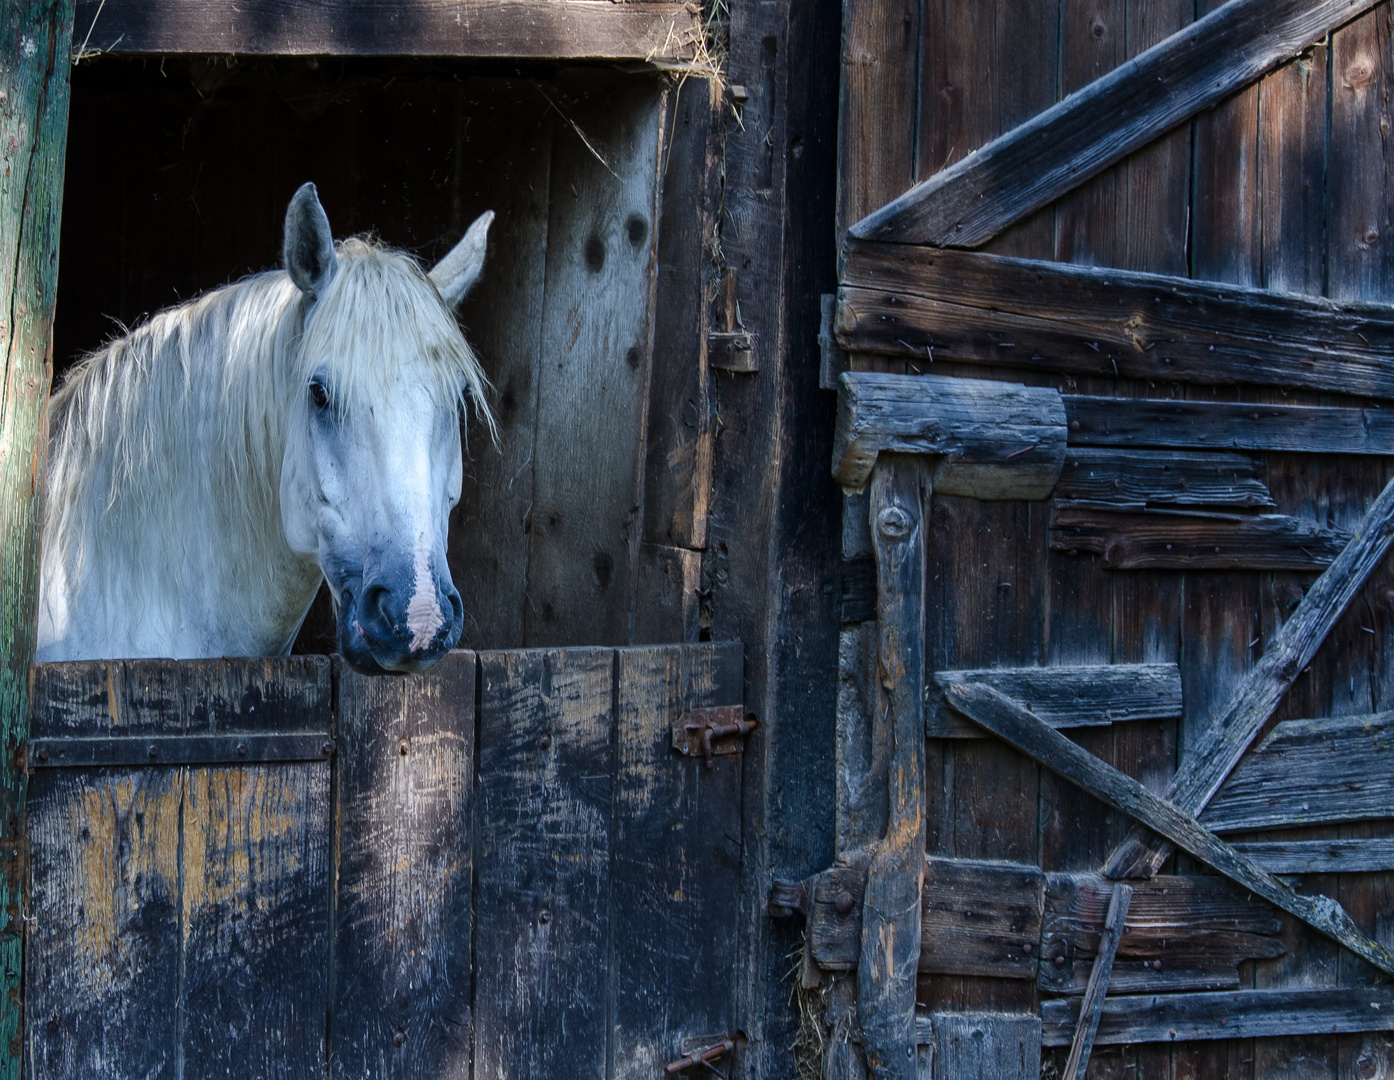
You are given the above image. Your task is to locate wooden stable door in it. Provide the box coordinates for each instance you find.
[25,646,745,1080]
[803,0,1394,1076]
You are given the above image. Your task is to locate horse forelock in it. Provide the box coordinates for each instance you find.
[300,238,496,441]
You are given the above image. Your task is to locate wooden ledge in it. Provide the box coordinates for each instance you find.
[832,372,1065,496]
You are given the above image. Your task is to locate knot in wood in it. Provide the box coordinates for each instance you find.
[877,506,911,541]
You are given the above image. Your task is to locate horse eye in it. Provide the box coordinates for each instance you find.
[309,380,330,409]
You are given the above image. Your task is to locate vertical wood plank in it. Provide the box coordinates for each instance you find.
[0,3,75,1070]
[639,78,721,566]
[839,0,919,235]
[450,79,554,650]
[182,764,331,1080]
[524,74,665,647]
[1326,16,1394,1080]
[331,652,476,1079]
[474,647,613,1080]
[611,643,743,1078]
[26,769,183,1079]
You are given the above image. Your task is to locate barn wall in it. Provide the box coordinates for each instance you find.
[838,2,1394,1077]
[53,58,687,654]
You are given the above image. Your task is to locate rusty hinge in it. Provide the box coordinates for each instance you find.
[709,268,757,373]
[665,1039,735,1077]
[671,705,756,767]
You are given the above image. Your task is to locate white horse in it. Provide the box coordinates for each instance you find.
[38,182,495,674]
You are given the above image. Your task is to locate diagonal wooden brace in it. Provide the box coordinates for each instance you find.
[944,682,1394,977]
[1106,471,1394,879]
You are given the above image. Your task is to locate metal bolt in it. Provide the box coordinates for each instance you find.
[1022,943,1032,955]
[398,738,411,756]
[1153,959,1163,971]
[834,890,855,916]
[35,747,47,764]
[147,744,159,760]
[539,909,552,924]
[538,732,552,750]
[393,1030,406,1048]
[321,741,335,757]
[877,506,911,540]
[236,743,248,757]
[1053,955,1066,967]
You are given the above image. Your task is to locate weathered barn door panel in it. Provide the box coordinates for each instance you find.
[27,657,334,1078]
[815,0,1394,1075]
[26,644,743,1079]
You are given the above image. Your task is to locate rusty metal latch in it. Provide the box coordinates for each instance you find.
[670,706,756,767]
[665,1039,735,1078]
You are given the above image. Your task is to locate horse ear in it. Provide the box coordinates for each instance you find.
[430,210,494,308]
[284,182,338,299]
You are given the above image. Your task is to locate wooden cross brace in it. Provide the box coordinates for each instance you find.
[943,681,1394,977]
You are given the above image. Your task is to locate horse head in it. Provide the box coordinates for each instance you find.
[278,182,494,674]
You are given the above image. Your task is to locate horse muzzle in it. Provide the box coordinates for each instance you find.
[336,571,464,674]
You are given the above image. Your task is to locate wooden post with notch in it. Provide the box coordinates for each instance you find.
[0,2,74,1073]
[857,456,927,1080]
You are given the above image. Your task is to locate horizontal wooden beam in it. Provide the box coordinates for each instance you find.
[1050,507,1349,571]
[1042,987,1394,1047]
[1230,838,1394,874]
[1054,449,1274,512]
[847,0,1382,246]
[1064,396,1394,455]
[805,857,1283,995]
[1202,711,1394,832]
[832,372,1066,494]
[926,664,1182,737]
[1106,471,1394,878]
[944,682,1394,976]
[837,242,1394,399]
[70,0,702,61]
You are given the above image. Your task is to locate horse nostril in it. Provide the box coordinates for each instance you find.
[362,584,393,629]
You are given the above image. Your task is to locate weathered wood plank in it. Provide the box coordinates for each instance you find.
[331,653,475,1079]
[833,372,1066,495]
[838,242,1394,399]
[1106,470,1394,877]
[1061,884,1131,1080]
[182,763,331,1079]
[836,0,919,237]
[1039,873,1284,996]
[524,75,664,647]
[71,0,702,61]
[925,664,1182,737]
[449,78,553,649]
[1053,449,1273,511]
[1063,395,1394,455]
[848,0,1381,247]
[1041,987,1394,1047]
[858,460,928,1080]
[805,861,1285,992]
[474,648,613,1080]
[1050,506,1350,570]
[1199,711,1394,832]
[612,644,743,1079]
[26,769,183,1078]
[945,682,1394,975]
[0,3,74,1069]
[1231,838,1394,874]
[931,1013,1041,1080]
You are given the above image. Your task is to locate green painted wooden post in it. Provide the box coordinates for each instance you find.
[0,0,74,1071]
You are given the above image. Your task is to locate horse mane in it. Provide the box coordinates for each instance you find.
[43,236,494,645]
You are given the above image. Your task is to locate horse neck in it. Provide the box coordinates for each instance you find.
[45,273,323,658]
